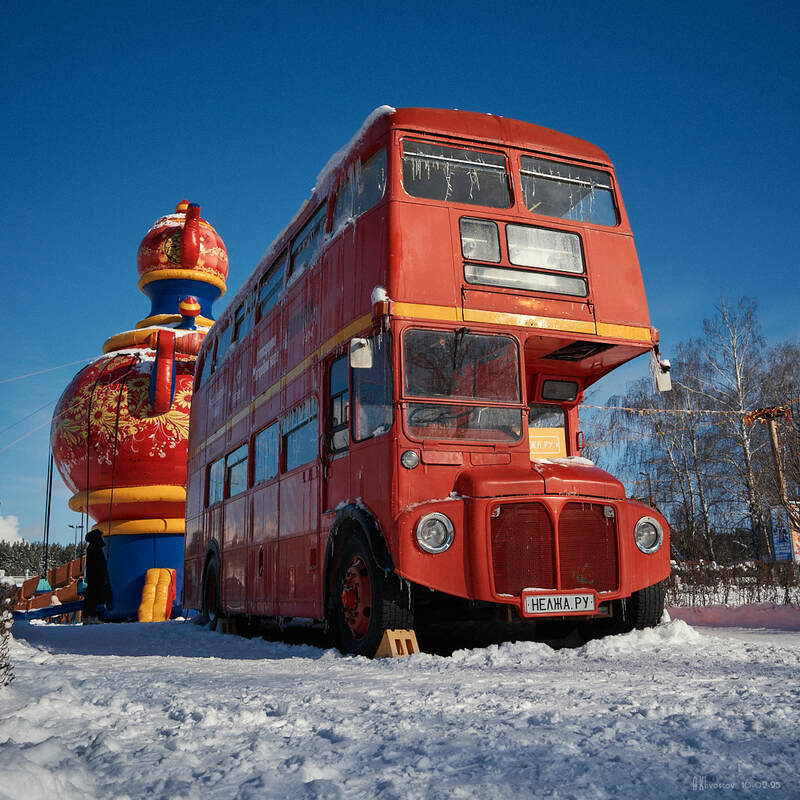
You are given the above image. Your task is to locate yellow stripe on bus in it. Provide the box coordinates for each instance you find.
[393,301,651,341]
[595,322,651,342]
[190,307,652,459]
[392,302,462,322]
[464,308,596,334]
[190,313,373,458]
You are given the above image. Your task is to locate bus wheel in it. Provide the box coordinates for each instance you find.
[619,581,666,632]
[334,532,412,657]
[202,556,221,627]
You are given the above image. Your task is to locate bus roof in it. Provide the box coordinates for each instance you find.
[373,107,613,167]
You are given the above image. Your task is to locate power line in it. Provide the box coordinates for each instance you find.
[0,357,96,386]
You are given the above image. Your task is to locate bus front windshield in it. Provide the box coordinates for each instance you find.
[403,329,522,442]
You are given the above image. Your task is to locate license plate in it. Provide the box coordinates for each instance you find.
[523,593,595,615]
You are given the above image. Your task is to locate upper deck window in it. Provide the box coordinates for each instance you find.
[332,148,387,235]
[402,140,511,208]
[520,156,617,226]
[289,204,326,279]
[233,292,256,342]
[258,252,286,320]
[213,323,233,370]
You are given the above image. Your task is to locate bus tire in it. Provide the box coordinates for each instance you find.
[623,580,666,631]
[202,555,221,627]
[333,531,412,657]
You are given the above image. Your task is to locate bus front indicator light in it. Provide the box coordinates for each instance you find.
[416,513,454,554]
[401,450,420,469]
[634,516,663,554]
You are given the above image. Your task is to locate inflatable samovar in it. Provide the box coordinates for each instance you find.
[50,200,227,619]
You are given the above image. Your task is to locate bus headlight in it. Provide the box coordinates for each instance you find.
[416,512,454,554]
[634,516,663,554]
[401,450,420,469]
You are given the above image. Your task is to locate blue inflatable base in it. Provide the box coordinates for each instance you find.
[103,533,184,621]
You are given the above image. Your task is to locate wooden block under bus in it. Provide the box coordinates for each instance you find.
[374,629,420,658]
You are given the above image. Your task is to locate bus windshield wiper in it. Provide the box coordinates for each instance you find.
[452,326,469,372]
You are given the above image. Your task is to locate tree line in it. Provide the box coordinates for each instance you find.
[584,297,799,563]
[0,540,83,577]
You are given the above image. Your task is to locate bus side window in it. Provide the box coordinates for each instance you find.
[233,291,256,342]
[283,397,318,471]
[258,253,286,321]
[253,423,279,484]
[207,457,224,506]
[328,355,349,452]
[332,147,387,236]
[225,443,249,498]
[289,204,326,280]
[195,351,210,389]
[214,323,233,369]
[352,334,393,442]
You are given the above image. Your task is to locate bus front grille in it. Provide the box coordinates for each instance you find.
[490,501,618,597]
[490,503,555,595]
[558,502,618,592]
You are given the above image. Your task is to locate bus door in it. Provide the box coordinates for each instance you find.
[278,396,320,617]
[323,353,351,510]
[220,443,249,613]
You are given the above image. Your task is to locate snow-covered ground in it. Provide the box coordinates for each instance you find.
[2,613,799,799]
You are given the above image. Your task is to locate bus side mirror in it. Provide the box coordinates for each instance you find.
[650,350,672,393]
[349,337,373,369]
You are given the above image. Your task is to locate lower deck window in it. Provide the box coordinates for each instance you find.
[284,397,318,471]
[254,423,279,484]
[208,458,224,506]
[225,444,249,498]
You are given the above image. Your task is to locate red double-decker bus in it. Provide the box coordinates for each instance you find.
[183,107,671,655]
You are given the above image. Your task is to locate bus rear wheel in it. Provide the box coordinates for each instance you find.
[202,556,221,627]
[333,532,412,657]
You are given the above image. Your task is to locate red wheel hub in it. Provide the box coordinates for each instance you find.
[341,555,372,640]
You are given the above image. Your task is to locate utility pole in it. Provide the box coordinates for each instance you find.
[68,522,84,556]
[745,405,798,561]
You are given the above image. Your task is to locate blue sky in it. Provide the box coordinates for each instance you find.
[2,0,798,545]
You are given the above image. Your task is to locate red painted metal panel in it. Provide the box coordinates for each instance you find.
[586,229,650,328]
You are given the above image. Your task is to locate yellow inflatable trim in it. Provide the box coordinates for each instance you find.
[101,329,156,353]
[138,568,176,623]
[68,485,186,512]
[89,518,185,536]
[135,314,215,329]
[138,269,227,296]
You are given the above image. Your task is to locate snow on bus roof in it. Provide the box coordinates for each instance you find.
[221,106,396,325]
[218,105,611,328]
[313,105,396,196]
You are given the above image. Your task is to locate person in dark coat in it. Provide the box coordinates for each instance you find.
[83,529,111,623]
